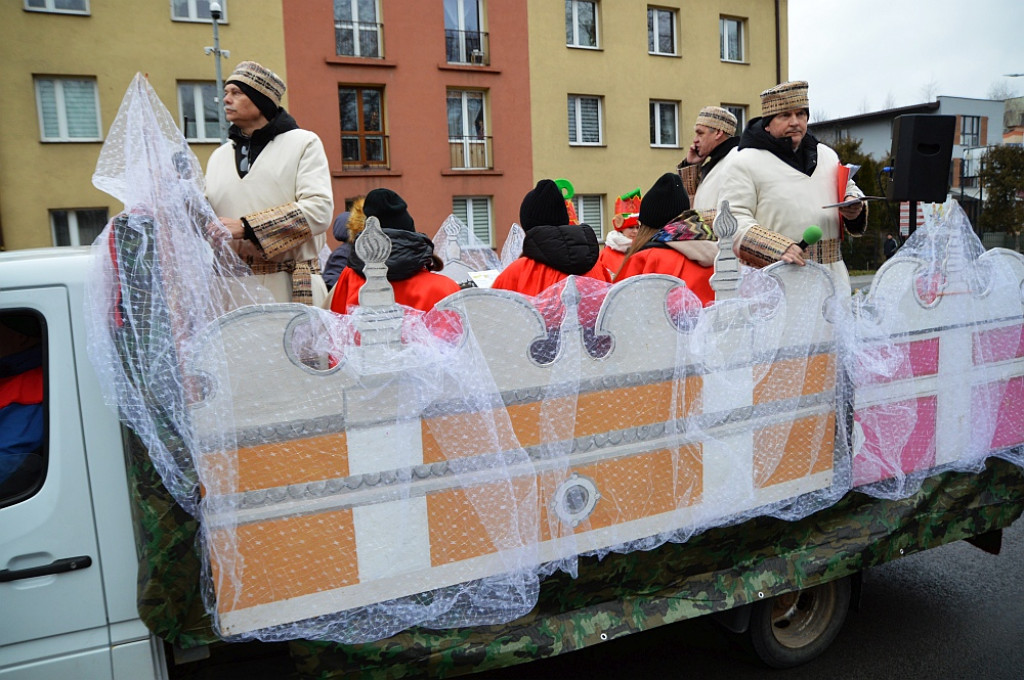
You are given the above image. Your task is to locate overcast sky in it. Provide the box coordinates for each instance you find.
[787,0,1024,121]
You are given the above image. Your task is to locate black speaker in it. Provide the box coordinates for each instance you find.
[886,114,956,203]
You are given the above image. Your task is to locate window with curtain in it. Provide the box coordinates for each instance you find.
[723,104,747,133]
[447,90,489,169]
[35,77,101,142]
[445,0,486,64]
[335,0,382,58]
[568,95,602,145]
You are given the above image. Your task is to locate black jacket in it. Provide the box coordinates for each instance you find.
[347,229,438,282]
[521,223,600,275]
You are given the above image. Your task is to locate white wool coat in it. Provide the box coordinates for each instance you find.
[719,142,862,295]
[206,128,333,304]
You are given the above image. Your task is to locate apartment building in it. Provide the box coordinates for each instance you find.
[527,0,787,240]
[0,0,285,251]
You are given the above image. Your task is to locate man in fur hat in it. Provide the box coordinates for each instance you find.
[719,81,867,293]
[205,60,334,306]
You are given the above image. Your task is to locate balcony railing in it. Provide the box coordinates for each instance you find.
[449,136,492,170]
[445,29,489,65]
[342,134,389,171]
[336,20,384,58]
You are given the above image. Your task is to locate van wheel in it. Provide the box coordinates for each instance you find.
[747,577,851,669]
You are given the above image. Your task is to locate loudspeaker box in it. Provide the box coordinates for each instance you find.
[887,114,956,203]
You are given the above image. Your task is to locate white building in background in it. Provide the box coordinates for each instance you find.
[810,96,1006,229]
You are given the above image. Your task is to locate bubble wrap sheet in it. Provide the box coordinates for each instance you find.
[86,76,1024,644]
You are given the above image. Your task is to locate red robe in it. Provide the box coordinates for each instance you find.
[491,258,611,328]
[596,246,626,280]
[329,268,462,340]
[615,247,715,307]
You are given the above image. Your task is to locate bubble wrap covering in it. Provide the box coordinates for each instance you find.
[85,75,1024,645]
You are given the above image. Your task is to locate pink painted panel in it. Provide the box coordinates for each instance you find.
[853,396,937,486]
[974,375,1024,449]
[853,337,939,387]
[973,324,1024,366]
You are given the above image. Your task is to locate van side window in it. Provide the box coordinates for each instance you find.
[0,311,47,506]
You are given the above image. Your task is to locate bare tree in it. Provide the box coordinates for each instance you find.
[857,97,871,114]
[883,91,898,109]
[811,107,830,122]
[988,80,1019,101]
[919,80,939,102]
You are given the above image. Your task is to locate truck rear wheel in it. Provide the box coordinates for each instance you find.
[747,576,851,669]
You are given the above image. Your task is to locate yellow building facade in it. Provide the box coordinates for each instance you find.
[528,0,788,236]
[0,0,284,250]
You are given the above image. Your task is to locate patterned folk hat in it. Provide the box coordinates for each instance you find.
[695,106,737,136]
[226,61,286,112]
[760,81,809,117]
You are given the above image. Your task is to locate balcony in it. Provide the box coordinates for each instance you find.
[336,21,384,59]
[449,136,492,170]
[445,29,489,66]
[342,134,389,171]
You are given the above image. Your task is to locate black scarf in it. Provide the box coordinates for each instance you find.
[701,136,739,180]
[347,229,438,282]
[228,109,299,178]
[738,116,818,177]
[521,223,600,275]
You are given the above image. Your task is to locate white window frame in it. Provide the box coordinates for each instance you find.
[34,76,102,142]
[568,95,603,146]
[720,16,745,63]
[445,0,485,64]
[723,104,747,133]
[452,196,493,246]
[572,194,604,239]
[170,0,228,22]
[650,100,679,148]
[334,0,382,58]
[178,82,221,143]
[566,0,599,49]
[24,0,89,14]
[50,208,108,247]
[647,7,676,56]
[447,89,488,169]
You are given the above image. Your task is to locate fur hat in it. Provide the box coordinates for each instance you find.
[695,106,737,136]
[363,188,415,232]
[639,173,689,231]
[226,61,286,119]
[760,81,809,117]
[519,179,570,230]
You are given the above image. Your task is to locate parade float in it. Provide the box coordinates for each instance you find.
[77,75,1024,676]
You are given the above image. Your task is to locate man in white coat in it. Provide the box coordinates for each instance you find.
[720,81,866,294]
[677,105,739,223]
[206,61,334,306]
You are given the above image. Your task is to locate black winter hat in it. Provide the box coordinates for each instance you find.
[519,179,569,230]
[363,188,415,232]
[639,173,689,230]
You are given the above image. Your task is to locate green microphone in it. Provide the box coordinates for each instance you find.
[798,225,822,250]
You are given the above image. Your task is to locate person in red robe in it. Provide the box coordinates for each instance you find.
[596,191,641,279]
[491,179,610,331]
[615,173,715,307]
[328,189,461,339]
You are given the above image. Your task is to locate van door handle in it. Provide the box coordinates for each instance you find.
[0,555,93,582]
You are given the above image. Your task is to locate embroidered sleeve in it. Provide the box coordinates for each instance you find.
[678,163,701,200]
[244,204,312,259]
[736,224,797,268]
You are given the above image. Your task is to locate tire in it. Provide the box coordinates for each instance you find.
[747,576,852,669]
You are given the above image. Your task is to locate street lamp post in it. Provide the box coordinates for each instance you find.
[204,2,230,144]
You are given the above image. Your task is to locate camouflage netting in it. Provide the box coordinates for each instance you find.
[85,75,1024,647]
